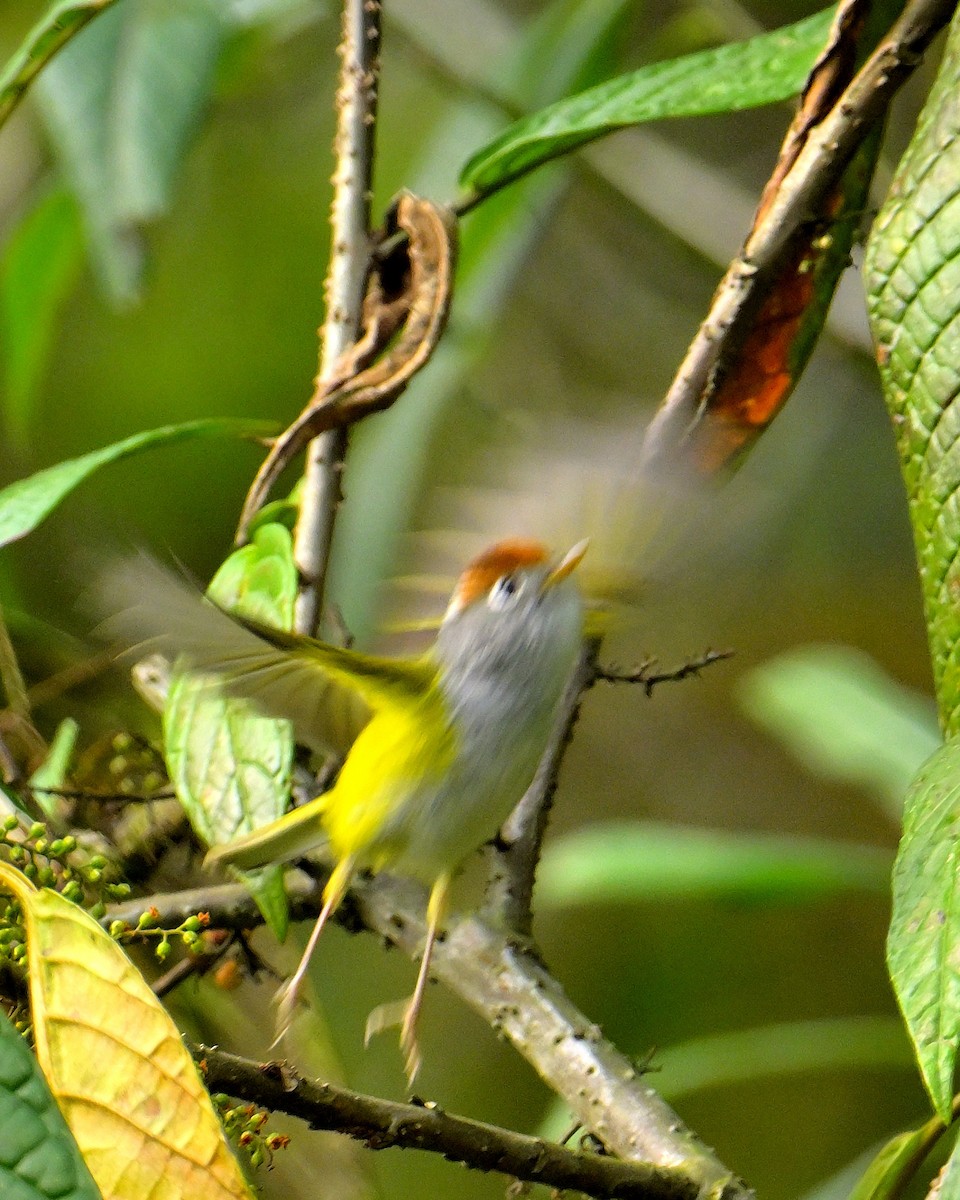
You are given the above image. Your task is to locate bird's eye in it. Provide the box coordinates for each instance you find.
[488,573,519,611]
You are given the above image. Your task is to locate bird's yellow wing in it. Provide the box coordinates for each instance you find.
[95,554,437,757]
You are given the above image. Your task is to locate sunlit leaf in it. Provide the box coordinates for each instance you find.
[864,4,960,738]
[738,644,940,819]
[164,522,297,939]
[33,0,224,304]
[0,418,275,550]
[537,820,892,908]
[460,7,835,197]
[0,1005,103,1200]
[0,863,253,1200]
[0,189,84,450]
[887,738,960,1121]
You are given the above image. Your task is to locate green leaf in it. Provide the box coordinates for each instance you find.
[864,5,960,738]
[33,0,224,304]
[0,189,84,450]
[28,719,78,822]
[0,1004,103,1200]
[738,645,941,819]
[536,820,892,908]
[847,1111,953,1200]
[0,0,115,132]
[887,737,960,1121]
[460,6,835,197]
[164,523,297,940]
[0,417,275,550]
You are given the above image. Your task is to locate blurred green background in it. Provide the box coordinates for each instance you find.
[0,0,944,1197]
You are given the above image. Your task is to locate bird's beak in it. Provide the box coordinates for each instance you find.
[542,539,589,591]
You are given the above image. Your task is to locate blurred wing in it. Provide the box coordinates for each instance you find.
[94,554,436,756]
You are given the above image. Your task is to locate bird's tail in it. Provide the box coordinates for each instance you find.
[204,794,330,872]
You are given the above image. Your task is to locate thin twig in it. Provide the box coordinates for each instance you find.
[107,875,749,1198]
[293,0,382,636]
[640,0,956,466]
[193,1043,706,1200]
[483,639,601,938]
[596,650,734,697]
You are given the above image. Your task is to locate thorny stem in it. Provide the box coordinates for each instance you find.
[293,0,382,636]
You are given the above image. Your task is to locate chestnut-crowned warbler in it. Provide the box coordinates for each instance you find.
[104,538,587,1078]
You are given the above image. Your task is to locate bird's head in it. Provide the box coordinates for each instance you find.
[435,539,587,684]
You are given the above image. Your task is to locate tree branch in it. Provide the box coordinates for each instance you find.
[483,639,600,938]
[640,0,956,467]
[293,0,382,635]
[107,870,749,1199]
[194,1043,707,1200]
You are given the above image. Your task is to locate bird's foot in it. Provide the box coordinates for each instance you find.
[364,994,422,1083]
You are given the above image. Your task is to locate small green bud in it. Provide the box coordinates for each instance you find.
[89,855,107,870]
[156,939,172,962]
[109,920,128,938]
[89,901,106,919]
[108,755,128,777]
[107,883,131,899]
[112,732,134,752]
[28,823,45,840]
[182,931,199,950]
[137,910,158,930]
[182,916,203,933]
[60,836,77,853]
[8,845,24,863]
[3,815,19,832]
[33,839,47,856]
[85,868,102,884]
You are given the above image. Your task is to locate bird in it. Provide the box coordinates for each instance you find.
[99,537,587,1079]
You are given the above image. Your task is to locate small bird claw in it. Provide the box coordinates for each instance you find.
[364,995,422,1083]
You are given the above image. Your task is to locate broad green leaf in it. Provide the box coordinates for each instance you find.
[28,718,78,822]
[33,0,224,303]
[164,522,297,940]
[847,1111,953,1200]
[0,418,275,549]
[887,738,960,1121]
[0,1005,103,1200]
[0,863,253,1200]
[331,0,633,643]
[536,820,892,908]
[0,0,115,132]
[0,189,84,450]
[738,645,940,819]
[864,5,960,738]
[460,6,835,197]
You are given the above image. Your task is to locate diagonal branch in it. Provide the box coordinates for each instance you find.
[640,0,957,468]
[194,1043,706,1200]
[107,869,749,1199]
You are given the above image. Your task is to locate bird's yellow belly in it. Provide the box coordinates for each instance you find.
[321,702,546,883]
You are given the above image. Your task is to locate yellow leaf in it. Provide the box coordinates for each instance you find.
[0,864,253,1200]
